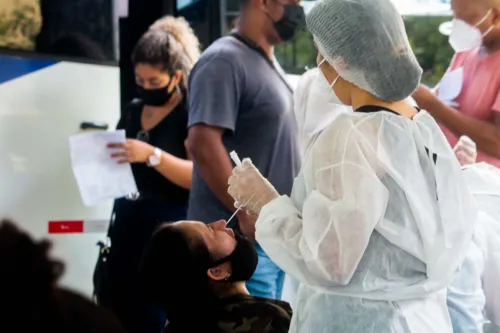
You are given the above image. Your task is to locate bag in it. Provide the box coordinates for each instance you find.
[93,208,115,304]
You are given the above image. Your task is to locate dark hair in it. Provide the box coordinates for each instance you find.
[139,224,220,332]
[0,219,127,333]
[131,19,198,90]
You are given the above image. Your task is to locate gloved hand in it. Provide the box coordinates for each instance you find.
[228,158,280,215]
[454,136,477,166]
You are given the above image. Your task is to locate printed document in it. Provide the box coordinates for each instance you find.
[69,130,137,206]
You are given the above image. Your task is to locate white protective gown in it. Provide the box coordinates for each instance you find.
[282,68,350,307]
[293,68,349,157]
[462,163,500,332]
[255,110,477,333]
[447,231,486,333]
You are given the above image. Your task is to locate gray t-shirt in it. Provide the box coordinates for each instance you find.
[187,36,300,223]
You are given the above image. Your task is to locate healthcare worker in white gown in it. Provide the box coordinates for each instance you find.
[282,67,349,308]
[461,162,500,332]
[227,0,478,332]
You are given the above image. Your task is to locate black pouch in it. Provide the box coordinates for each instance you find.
[92,207,115,305]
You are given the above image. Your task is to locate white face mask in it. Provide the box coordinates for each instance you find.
[317,58,342,105]
[449,10,493,52]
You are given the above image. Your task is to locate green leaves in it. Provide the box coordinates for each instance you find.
[0,2,41,50]
[275,16,454,86]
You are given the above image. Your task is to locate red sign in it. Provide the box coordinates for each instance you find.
[48,220,84,234]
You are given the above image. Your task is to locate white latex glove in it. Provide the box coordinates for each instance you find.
[454,136,477,166]
[228,158,279,215]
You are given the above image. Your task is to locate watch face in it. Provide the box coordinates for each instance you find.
[149,155,160,166]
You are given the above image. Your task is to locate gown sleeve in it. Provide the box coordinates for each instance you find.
[255,118,389,287]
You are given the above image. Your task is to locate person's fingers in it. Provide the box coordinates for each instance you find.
[232,166,247,176]
[228,186,240,201]
[455,148,474,158]
[455,151,474,166]
[117,159,129,164]
[241,158,253,165]
[110,152,127,158]
[228,174,237,185]
[107,143,125,149]
[456,142,476,152]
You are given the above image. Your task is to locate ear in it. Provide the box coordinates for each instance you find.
[255,0,267,10]
[207,263,231,281]
[493,7,500,25]
[173,70,183,86]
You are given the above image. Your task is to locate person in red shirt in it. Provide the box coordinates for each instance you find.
[413,0,500,166]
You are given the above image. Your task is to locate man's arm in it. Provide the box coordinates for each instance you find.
[413,85,500,159]
[188,125,236,211]
[187,54,243,212]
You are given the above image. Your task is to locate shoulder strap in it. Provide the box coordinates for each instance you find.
[230,33,293,93]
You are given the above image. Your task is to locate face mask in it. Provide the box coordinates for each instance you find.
[271,3,306,42]
[317,58,342,105]
[449,10,493,52]
[137,78,176,107]
[210,232,258,283]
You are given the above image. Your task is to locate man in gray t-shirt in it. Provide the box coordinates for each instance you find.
[187,0,304,299]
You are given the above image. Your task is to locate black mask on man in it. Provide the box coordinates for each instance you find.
[211,232,258,283]
[137,79,176,107]
[272,4,306,42]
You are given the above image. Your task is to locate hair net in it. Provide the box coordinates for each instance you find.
[306,0,423,101]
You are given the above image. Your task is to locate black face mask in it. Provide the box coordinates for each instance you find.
[137,79,176,107]
[211,232,258,283]
[272,4,306,42]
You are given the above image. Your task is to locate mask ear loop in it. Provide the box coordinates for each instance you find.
[476,9,492,27]
[482,25,494,38]
[476,9,494,37]
[330,75,340,89]
[318,57,341,88]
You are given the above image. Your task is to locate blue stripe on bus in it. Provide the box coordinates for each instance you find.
[0,56,57,84]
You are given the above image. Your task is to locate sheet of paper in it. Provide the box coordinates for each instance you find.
[438,67,464,103]
[117,0,128,18]
[69,130,137,207]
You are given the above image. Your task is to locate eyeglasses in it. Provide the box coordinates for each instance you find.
[136,130,150,142]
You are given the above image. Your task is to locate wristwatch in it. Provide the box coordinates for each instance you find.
[147,147,162,167]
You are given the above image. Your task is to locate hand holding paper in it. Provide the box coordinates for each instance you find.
[69,130,138,206]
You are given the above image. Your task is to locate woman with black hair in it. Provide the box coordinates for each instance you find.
[139,220,292,333]
[95,16,199,333]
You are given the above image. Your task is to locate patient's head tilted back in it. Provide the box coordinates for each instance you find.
[0,219,127,333]
[139,220,258,331]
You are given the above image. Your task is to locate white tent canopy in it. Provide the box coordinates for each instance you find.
[302,0,452,16]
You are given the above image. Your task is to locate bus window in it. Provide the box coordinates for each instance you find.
[0,0,118,63]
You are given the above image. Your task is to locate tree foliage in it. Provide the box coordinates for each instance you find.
[275,15,454,86]
[0,0,41,50]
